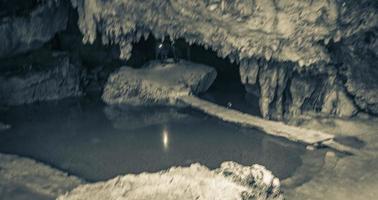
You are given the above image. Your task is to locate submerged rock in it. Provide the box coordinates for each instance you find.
[102,60,217,106]
[0,1,68,58]
[57,161,283,200]
[0,52,85,106]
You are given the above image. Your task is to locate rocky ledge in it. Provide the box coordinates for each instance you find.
[0,1,69,59]
[58,161,283,200]
[0,51,85,106]
[0,153,82,200]
[102,60,217,106]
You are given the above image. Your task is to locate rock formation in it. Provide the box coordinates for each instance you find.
[57,161,283,200]
[0,153,82,199]
[240,59,359,120]
[0,0,69,58]
[71,0,377,119]
[102,60,217,106]
[0,51,85,106]
[0,0,376,119]
[334,29,378,115]
[239,22,377,120]
[71,0,377,67]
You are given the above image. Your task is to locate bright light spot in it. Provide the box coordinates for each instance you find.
[162,128,169,150]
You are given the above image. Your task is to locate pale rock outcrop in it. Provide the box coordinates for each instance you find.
[0,52,85,106]
[57,161,283,200]
[102,60,217,106]
[0,153,82,199]
[0,1,68,58]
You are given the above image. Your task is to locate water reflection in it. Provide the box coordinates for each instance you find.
[0,97,305,182]
[162,127,169,151]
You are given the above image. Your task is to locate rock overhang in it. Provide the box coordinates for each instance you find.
[70,0,377,69]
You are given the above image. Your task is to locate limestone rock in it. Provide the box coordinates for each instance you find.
[0,1,68,58]
[71,0,377,67]
[240,60,358,119]
[57,161,283,200]
[321,82,358,118]
[0,52,85,106]
[0,153,82,199]
[240,59,259,85]
[335,29,378,115]
[240,59,293,120]
[288,74,317,117]
[289,73,358,118]
[102,60,217,106]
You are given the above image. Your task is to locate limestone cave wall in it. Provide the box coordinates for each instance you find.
[0,0,377,120]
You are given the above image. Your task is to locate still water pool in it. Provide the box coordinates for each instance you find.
[0,97,305,182]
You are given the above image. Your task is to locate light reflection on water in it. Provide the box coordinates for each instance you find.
[0,97,305,182]
[162,127,169,151]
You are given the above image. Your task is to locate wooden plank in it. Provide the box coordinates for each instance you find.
[178,95,334,145]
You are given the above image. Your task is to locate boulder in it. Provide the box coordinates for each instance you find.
[0,1,68,58]
[57,161,283,200]
[102,60,217,106]
[0,52,85,106]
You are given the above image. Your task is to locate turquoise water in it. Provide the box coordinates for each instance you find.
[0,97,305,182]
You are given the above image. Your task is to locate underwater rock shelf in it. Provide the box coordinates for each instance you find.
[179,95,358,154]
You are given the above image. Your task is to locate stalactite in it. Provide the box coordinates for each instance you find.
[69,0,377,67]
